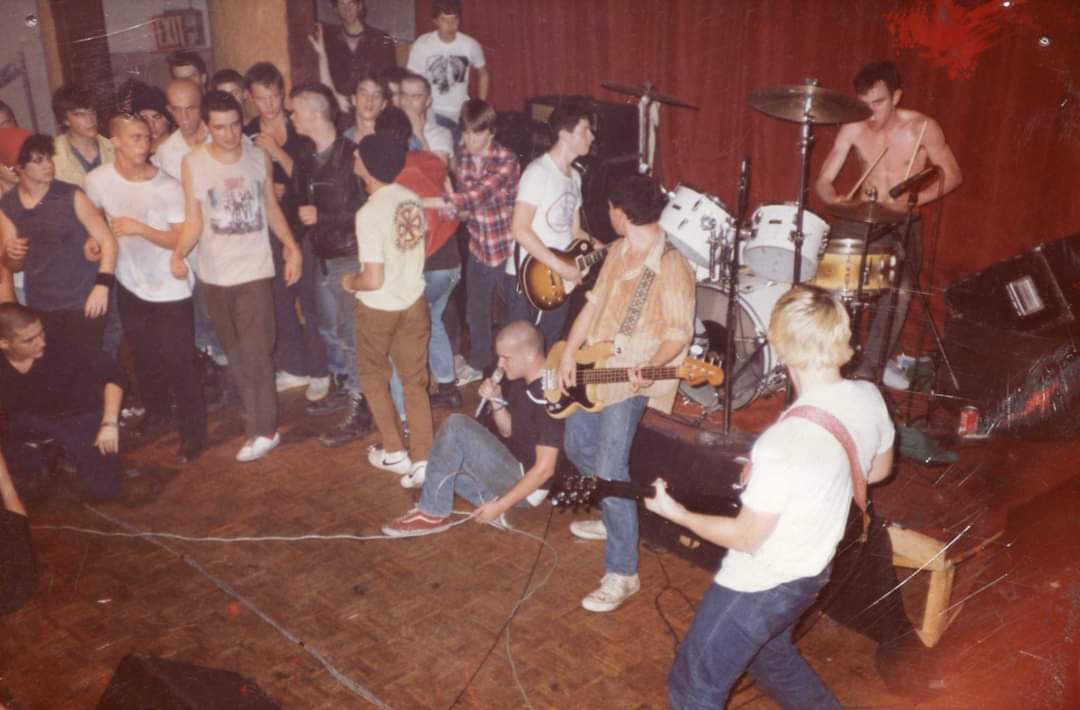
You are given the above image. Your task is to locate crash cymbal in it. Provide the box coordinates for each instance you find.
[749,83,871,124]
[601,80,699,110]
[827,199,906,224]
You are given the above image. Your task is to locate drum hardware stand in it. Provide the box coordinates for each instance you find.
[876,190,960,392]
[599,79,699,175]
[789,80,818,287]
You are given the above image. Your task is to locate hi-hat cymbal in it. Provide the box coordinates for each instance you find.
[601,80,699,110]
[749,84,871,124]
[827,200,906,224]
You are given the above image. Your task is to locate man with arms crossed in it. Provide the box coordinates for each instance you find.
[814,61,961,380]
[170,91,302,463]
[647,285,895,709]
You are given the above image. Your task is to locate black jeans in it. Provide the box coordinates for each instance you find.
[116,285,207,449]
[8,411,121,501]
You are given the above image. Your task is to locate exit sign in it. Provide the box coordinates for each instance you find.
[152,10,205,51]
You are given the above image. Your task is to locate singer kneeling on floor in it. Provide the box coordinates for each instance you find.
[380,321,563,537]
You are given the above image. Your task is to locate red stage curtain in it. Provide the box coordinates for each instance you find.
[417,0,1080,288]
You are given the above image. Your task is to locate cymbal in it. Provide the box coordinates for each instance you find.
[749,83,871,124]
[827,200,906,224]
[601,80,699,110]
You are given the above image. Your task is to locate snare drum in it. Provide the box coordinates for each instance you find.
[811,238,897,298]
[744,203,829,283]
[682,273,789,410]
[660,185,734,271]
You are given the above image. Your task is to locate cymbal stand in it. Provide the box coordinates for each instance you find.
[875,192,960,390]
[721,159,751,432]
[635,84,662,175]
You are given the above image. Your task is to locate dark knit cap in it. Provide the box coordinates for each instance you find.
[132,86,169,117]
[356,132,405,183]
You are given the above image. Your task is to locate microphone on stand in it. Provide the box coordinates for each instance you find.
[888,165,940,199]
[474,367,506,417]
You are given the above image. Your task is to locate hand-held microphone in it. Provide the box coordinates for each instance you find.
[888,165,940,199]
[474,367,506,417]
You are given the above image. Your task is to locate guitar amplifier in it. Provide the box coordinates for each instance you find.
[629,417,745,572]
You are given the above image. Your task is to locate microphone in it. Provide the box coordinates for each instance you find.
[888,165,940,199]
[737,158,750,218]
[474,367,506,417]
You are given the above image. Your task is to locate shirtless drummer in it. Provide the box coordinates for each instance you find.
[814,61,962,381]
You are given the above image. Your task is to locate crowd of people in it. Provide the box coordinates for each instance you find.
[0,2,911,706]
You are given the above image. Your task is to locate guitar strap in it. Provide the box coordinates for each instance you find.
[615,240,677,341]
[739,404,869,512]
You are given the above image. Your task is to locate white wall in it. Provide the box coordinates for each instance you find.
[102,0,212,90]
[0,0,58,133]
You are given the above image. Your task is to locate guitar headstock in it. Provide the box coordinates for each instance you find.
[549,471,600,511]
[679,356,725,387]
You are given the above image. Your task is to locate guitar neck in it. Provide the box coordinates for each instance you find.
[574,248,607,270]
[599,479,741,516]
[578,366,678,384]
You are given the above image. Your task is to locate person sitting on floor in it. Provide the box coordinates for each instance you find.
[0,302,125,501]
[381,321,562,536]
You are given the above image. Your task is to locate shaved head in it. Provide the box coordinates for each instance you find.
[166,78,201,105]
[496,320,544,356]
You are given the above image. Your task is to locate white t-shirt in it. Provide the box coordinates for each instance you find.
[152,129,211,181]
[424,119,454,157]
[715,379,895,592]
[85,163,192,302]
[407,31,486,122]
[185,142,275,287]
[507,153,581,275]
[355,182,427,311]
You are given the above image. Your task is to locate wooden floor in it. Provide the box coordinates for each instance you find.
[1,384,1077,709]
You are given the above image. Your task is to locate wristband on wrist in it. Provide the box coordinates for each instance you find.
[95,272,116,288]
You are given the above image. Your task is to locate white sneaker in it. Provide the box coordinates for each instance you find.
[570,519,608,541]
[305,375,331,401]
[455,364,483,386]
[883,361,911,390]
[236,432,281,462]
[275,371,310,392]
[582,573,641,613]
[401,460,427,488]
[367,446,412,475]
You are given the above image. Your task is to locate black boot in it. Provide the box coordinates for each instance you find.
[429,381,462,410]
[318,393,374,448]
[307,374,350,416]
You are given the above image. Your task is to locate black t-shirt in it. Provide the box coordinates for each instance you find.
[505,377,564,471]
[243,117,311,235]
[0,334,126,420]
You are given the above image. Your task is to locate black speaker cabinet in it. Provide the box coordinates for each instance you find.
[96,654,280,710]
[628,421,744,571]
[945,234,1080,404]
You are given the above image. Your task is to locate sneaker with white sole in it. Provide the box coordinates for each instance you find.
[367,446,412,475]
[455,364,483,386]
[236,432,281,462]
[381,508,453,538]
[400,460,427,488]
[570,519,608,541]
[275,371,310,392]
[305,375,331,401]
[582,573,640,613]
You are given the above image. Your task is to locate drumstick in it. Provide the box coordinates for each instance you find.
[844,146,888,201]
[903,121,928,180]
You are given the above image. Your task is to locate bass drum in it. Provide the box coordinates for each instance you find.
[682,274,789,410]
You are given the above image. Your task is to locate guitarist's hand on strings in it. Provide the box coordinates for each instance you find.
[557,350,577,394]
[643,479,688,525]
[628,364,655,392]
[553,259,581,286]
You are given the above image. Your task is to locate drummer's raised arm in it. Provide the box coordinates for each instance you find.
[814,124,857,205]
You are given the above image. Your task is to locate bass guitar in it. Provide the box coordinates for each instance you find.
[541,340,724,419]
[551,469,742,517]
[519,239,608,311]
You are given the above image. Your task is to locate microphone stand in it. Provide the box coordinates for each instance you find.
[723,159,750,434]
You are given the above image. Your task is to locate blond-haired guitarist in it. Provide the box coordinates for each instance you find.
[556,174,696,614]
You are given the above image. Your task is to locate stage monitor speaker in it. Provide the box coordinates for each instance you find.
[96,654,280,710]
[944,234,1080,405]
[628,419,744,571]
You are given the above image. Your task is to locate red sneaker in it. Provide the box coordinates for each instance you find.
[381,509,452,538]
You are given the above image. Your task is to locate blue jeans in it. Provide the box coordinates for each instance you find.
[668,567,840,710]
[564,396,649,576]
[465,253,507,372]
[503,273,570,352]
[418,414,527,517]
[314,256,362,395]
[271,236,329,378]
[391,267,461,418]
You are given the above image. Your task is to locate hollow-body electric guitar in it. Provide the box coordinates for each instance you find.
[541,341,724,419]
[519,239,608,311]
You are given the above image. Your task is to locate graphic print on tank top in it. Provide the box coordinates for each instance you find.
[207,176,265,235]
[425,55,470,96]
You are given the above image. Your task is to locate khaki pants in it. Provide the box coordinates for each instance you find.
[355,296,433,460]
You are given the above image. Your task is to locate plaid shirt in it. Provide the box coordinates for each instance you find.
[447,142,520,267]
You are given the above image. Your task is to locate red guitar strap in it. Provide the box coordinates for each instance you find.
[738,404,868,511]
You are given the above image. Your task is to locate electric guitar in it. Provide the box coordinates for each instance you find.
[551,470,742,517]
[541,341,724,419]
[519,239,608,311]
